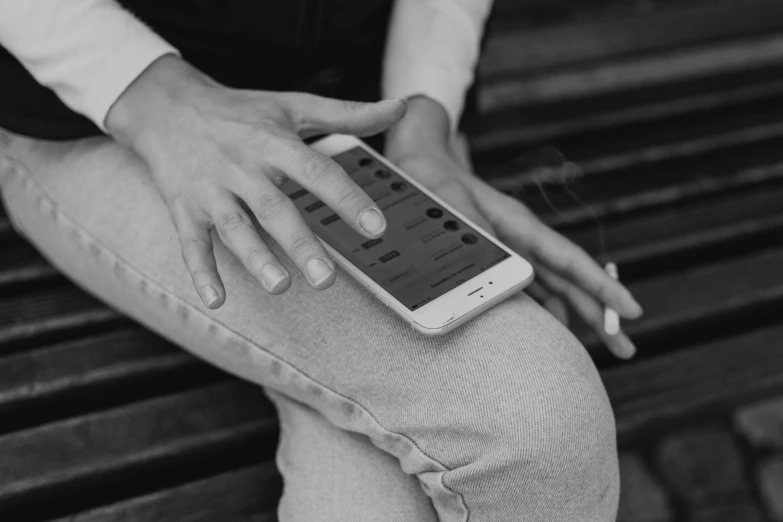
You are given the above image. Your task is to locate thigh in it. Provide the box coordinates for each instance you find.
[265,390,438,522]
[0,131,618,521]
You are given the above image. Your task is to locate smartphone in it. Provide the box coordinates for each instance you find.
[279,134,534,336]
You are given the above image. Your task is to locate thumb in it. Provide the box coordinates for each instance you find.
[286,93,407,137]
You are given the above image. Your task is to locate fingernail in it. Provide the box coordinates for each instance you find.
[306,258,333,286]
[359,208,385,236]
[202,285,220,308]
[619,337,637,360]
[261,264,288,292]
[627,296,644,318]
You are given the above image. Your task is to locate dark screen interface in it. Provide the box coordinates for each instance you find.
[279,146,510,310]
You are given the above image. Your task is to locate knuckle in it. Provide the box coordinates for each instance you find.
[561,253,579,274]
[246,247,269,268]
[341,99,365,114]
[190,265,214,283]
[181,236,208,261]
[334,185,361,210]
[300,153,330,182]
[254,191,292,222]
[287,233,319,258]
[266,168,288,187]
[216,211,251,235]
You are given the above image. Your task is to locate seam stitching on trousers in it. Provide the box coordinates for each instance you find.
[9,155,471,521]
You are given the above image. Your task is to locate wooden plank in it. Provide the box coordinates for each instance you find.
[0,329,223,435]
[479,33,783,112]
[0,382,278,521]
[489,0,740,23]
[505,134,783,228]
[581,245,783,357]
[0,217,10,241]
[57,465,280,522]
[604,322,783,445]
[481,1,783,78]
[564,182,783,275]
[0,286,126,356]
[488,112,783,190]
[0,243,59,290]
[577,120,783,175]
[0,204,11,240]
[471,63,783,155]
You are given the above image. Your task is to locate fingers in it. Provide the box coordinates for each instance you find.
[170,201,226,308]
[285,94,407,138]
[519,217,643,319]
[210,196,292,294]
[537,265,637,360]
[438,180,495,236]
[238,178,337,290]
[469,176,644,322]
[527,281,569,326]
[271,137,386,238]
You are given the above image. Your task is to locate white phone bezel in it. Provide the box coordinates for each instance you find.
[310,134,535,335]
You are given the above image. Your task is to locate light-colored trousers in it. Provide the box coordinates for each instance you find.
[0,129,619,521]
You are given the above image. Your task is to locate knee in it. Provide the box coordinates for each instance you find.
[504,365,619,520]
[441,306,620,520]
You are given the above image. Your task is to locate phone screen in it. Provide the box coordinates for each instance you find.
[279,146,510,310]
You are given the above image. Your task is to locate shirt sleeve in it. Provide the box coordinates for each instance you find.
[382,0,494,131]
[0,0,179,132]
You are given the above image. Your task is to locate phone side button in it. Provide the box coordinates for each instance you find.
[374,294,389,308]
[443,312,456,325]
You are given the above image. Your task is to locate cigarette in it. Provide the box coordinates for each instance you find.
[604,262,620,336]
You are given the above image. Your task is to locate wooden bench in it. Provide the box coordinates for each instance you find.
[3,0,783,519]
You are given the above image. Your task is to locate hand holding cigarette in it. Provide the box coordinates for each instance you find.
[604,262,620,336]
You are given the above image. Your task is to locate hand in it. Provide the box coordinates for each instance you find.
[386,97,643,359]
[107,55,406,308]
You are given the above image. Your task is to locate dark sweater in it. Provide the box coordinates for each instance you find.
[0,0,392,140]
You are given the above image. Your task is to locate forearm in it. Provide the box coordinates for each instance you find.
[0,0,178,131]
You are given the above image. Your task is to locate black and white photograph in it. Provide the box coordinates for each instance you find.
[1,0,782,520]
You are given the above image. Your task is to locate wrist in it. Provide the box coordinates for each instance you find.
[386,95,451,162]
[105,54,215,150]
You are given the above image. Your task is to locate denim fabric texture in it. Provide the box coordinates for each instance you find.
[0,129,620,521]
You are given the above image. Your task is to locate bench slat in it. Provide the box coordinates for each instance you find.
[581,245,783,357]
[480,32,783,112]
[0,382,277,521]
[517,142,783,227]
[564,183,783,273]
[605,322,783,443]
[0,329,222,435]
[0,286,125,356]
[0,204,10,241]
[481,1,783,78]
[0,243,59,290]
[58,465,280,522]
[472,65,783,157]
